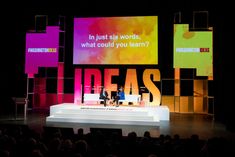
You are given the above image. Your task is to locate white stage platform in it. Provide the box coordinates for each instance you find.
[46,103,170,126]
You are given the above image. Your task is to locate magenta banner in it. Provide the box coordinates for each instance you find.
[25,26,60,75]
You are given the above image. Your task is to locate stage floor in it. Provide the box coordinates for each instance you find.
[1,108,235,140]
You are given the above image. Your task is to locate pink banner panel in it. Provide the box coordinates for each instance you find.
[74,69,82,104]
[57,94,63,104]
[64,94,74,103]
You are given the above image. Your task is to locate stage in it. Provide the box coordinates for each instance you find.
[46,103,170,126]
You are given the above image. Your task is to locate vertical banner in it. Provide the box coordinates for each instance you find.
[25,26,60,76]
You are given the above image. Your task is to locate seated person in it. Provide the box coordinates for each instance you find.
[99,87,110,107]
[113,86,125,107]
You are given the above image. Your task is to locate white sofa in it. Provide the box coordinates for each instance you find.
[83,93,141,105]
[83,93,103,104]
[118,94,141,105]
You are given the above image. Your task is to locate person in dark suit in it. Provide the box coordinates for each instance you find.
[99,87,109,107]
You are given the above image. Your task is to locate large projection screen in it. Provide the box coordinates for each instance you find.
[73,16,158,65]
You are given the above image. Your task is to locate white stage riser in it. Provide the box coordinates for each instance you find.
[48,113,157,121]
[54,109,150,116]
[46,117,159,126]
[50,105,150,114]
[49,105,169,121]
[46,103,169,126]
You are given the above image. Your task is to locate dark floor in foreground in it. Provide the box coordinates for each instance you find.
[1,109,235,140]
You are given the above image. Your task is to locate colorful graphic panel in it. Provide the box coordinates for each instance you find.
[73,16,158,65]
[174,24,213,76]
[25,26,60,75]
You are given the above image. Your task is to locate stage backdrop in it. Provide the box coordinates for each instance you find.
[24,15,214,114]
